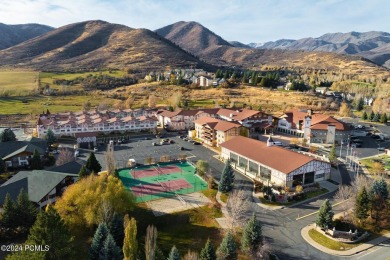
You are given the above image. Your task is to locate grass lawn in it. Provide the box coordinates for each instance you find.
[0,70,39,95]
[308,229,365,251]
[0,95,117,114]
[220,193,229,203]
[360,155,390,174]
[259,188,329,207]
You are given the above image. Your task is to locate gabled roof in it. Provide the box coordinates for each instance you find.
[50,160,84,174]
[0,170,78,205]
[0,139,47,160]
[194,117,241,132]
[220,136,326,174]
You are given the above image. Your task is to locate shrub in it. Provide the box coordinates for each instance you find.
[271,195,276,202]
[295,185,303,193]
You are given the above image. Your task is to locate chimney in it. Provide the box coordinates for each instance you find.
[308,109,313,116]
[230,113,233,118]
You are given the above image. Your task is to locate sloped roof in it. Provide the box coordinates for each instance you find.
[194,117,241,132]
[220,136,325,174]
[0,139,47,160]
[0,170,77,205]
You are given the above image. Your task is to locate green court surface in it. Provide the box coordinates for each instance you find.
[117,161,208,203]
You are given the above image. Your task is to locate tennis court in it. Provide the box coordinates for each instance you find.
[118,161,208,202]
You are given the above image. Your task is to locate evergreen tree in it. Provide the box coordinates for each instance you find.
[108,212,124,248]
[369,178,389,200]
[27,206,74,260]
[90,223,109,260]
[15,188,38,231]
[86,152,102,174]
[356,97,364,111]
[1,193,16,229]
[241,213,262,255]
[355,186,369,221]
[380,113,388,124]
[0,128,16,142]
[217,231,237,260]
[123,215,138,260]
[218,159,235,193]
[78,165,90,179]
[100,233,122,260]
[316,199,334,229]
[328,144,337,164]
[200,239,217,260]
[361,111,368,120]
[373,112,381,122]
[369,111,374,121]
[46,128,56,146]
[167,246,180,260]
[29,149,42,170]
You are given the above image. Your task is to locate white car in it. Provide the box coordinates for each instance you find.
[74,150,80,157]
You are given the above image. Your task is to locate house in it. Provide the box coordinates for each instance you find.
[0,137,47,168]
[277,109,351,144]
[220,136,331,188]
[196,76,213,87]
[212,78,226,86]
[217,108,273,131]
[0,170,78,209]
[285,82,293,90]
[364,97,374,106]
[194,117,244,147]
[315,87,329,95]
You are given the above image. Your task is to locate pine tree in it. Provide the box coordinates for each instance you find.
[167,246,180,260]
[369,111,374,121]
[15,188,38,231]
[90,223,109,260]
[316,199,334,229]
[217,231,237,260]
[86,152,102,174]
[200,239,216,260]
[218,159,235,193]
[355,186,369,221]
[29,149,42,170]
[373,112,381,122]
[356,97,364,111]
[108,213,124,248]
[46,128,56,146]
[241,213,262,255]
[100,233,122,260]
[361,111,368,120]
[328,144,337,164]
[123,215,138,260]
[0,128,16,142]
[1,193,16,229]
[380,113,388,124]
[370,178,389,200]
[78,165,90,179]
[27,205,74,260]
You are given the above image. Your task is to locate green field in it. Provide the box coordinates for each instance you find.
[0,95,117,114]
[0,70,39,95]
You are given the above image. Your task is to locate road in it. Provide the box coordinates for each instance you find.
[353,239,390,260]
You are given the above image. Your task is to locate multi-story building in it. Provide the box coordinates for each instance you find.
[36,109,158,140]
[194,117,244,147]
[277,109,351,144]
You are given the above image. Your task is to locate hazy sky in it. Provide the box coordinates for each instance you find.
[0,0,389,43]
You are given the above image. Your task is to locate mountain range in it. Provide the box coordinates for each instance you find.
[248,31,390,69]
[0,23,53,50]
[0,20,388,76]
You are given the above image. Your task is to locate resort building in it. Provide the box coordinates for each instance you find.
[220,136,331,188]
[277,109,351,144]
[194,117,245,147]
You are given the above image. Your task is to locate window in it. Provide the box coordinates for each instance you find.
[249,161,259,175]
[230,152,238,164]
[260,165,271,180]
[315,173,324,179]
[238,157,248,169]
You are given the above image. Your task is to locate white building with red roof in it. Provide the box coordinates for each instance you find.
[220,136,331,188]
[277,109,351,144]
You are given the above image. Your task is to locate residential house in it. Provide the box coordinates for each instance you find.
[0,137,47,168]
[315,87,329,95]
[194,117,244,147]
[220,136,331,188]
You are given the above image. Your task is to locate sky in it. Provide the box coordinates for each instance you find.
[0,0,389,43]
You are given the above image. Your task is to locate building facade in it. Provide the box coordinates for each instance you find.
[220,136,331,188]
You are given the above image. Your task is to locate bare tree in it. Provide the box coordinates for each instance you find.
[105,146,116,176]
[226,189,252,230]
[97,102,109,111]
[145,225,157,260]
[148,94,157,108]
[145,157,154,165]
[55,148,74,166]
[254,239,272,260]
[169,92,182,109]
[183,250,199,260]
[334,185,353,220]
[98,199,114,224]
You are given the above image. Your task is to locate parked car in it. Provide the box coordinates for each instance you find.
[180,146,185,150]
[377,147,385,151]
[152,142,158,146]
[169,140,175,144]
[74,150,80,157]
[193,142,201,145]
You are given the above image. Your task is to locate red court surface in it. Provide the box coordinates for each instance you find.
[130,165,181,179]
[131,179,192,197]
